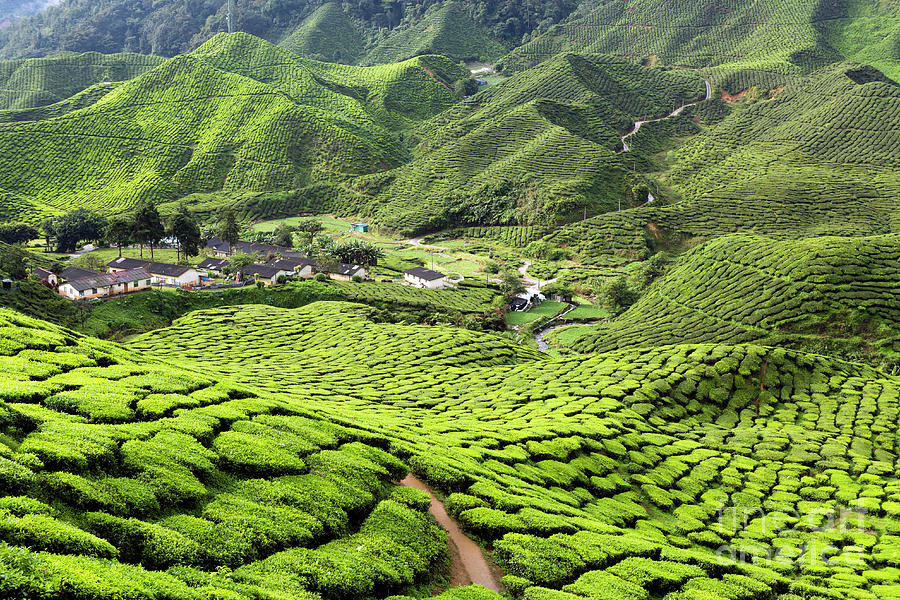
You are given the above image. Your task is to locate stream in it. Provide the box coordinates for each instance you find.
[533,302,578,351]
[400,474,500,591]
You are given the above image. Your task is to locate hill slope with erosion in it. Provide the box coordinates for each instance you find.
[0,32,466,223]
[544,62,900,263]
[504,0,900,90]
[349,53,707,234]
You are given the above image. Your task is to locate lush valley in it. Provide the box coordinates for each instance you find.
[0,0,898,598]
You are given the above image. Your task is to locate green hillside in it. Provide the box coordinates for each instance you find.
[544,62,900,264]
[351,53,706,234]
[0,32,466,223]
[565,233,900,364]
[363,2,508,65]
[277,2,366,64]
[503,0,900,91]
[0,51,164,110]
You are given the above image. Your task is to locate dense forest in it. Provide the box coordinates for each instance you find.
[0,0,577,58]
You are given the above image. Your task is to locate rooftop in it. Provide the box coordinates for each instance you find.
[404,266,446,281]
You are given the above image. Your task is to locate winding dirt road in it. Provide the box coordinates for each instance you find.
[620,79,712,152]
[401,474,500,591]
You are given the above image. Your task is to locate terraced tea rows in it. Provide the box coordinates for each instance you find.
[543,63,900,264]
[355,53,706,234]
[566,233,900,363]
[0,51,164,110]
[2,291,900,598]
[0,307,452,599]
[0,32,466,223]
[362,2,508,65]
[503,0,900,92]
[125,300,900,600]
[277,2,366,63]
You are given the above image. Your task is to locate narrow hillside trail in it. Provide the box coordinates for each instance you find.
[400,474,501,592]
[620,79,712,152]
[518,260,558,298]
[404,236,456,259]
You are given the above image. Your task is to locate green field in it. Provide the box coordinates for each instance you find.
[505,299,567,326]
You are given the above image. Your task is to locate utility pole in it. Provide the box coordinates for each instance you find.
[227,0,233,33]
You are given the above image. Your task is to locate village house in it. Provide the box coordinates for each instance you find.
[330,264,367,281]
[197,257,229,272]
[205,237,302,259]
[58,268,151,300]
[404,267,449,289]
[59,266,100,282]
[266,257,316,279]
[33,268,57,287]
[239,263,283,285]
[107,257,202,286]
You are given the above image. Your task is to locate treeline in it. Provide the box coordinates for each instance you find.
[0,0,577,59]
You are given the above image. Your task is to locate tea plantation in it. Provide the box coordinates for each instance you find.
[0,51,164,110]
[503,0,900,90]
[123,299,900,600]
[565,233,900,364]
[0,32,467,223]
[354,53,707,234]
[3,270,900,599]
[543,62,900,264]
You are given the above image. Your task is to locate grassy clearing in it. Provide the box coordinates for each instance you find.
[505,299,567,326]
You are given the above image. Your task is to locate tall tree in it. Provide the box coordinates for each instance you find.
[294,218,324,247]
[132,200,164,260]
[0,222,39,245]
[0,245,27,279]
[272,222,295,248]
[105,216,133,258]
[169,204,201,263]
[218,208,240,256]
[40,218,55,251]
[51,209,107,253]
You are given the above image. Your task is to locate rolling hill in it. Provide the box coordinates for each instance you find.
[0,0,575,62]
[349,53,707,234]
[543,61,900,263]
[564,233,900,365]
[276,3,366,64]
[0,51,164,110]
[503,0,900,91]
[0,32,466,223]
[362,2,508,65]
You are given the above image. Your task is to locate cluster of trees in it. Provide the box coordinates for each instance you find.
[38,201,202,261]
[105,201,201,262]
[597,253,670,313]
[1,0,577,60]
[41,209,108,254]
